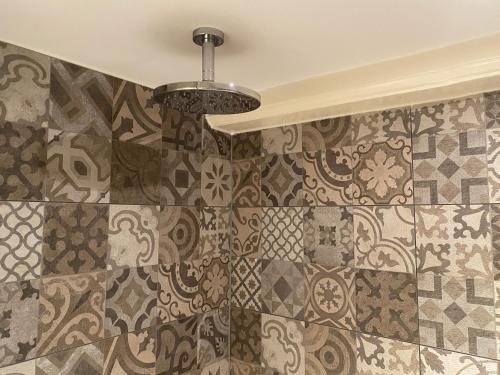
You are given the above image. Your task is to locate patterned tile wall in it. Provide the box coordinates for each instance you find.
[0,41,231,375]
[230,93,500,374]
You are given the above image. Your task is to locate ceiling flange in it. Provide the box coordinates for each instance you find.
[193,27,224,47]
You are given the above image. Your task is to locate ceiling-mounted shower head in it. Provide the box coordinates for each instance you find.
[153,27,261,115]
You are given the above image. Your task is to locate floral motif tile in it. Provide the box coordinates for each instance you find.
[262,125,302,155]
[102,327,156,375]
[232,158,260,207]
[351,107,411,145]
[197,308,229,367]
[353,205,416,274]
[303,206,353,267]
[1,359,36,374]
[485,90,500,129]
[156,316,197,375]
[261,153,303,206]
[45,130,110,202]
[231,256,261,311]
[202,120,231,159]
[413,130,488,204]
[261,259,304,319]
[199,255,229,311]
[200,359,230,375]
[108,204,159,270]
[230,308,261,364]
[302,116,351,152]
[201,156,231,206]
[261,314,305,375]
[200,207,230,261]
[162,110,202,152]
[0,122,46,201]
[303,147,353,206]
[42,202,108,276]
[492,205,500,281]
[0,42,50,127]
[110,140,161,205]
[0,202,43,282]
[304,323,356,375]
[161,149,201,206]
[356,333,419,375]
[304,264,356,330]
[262,207,303,262]
[232,131,261,160]
[112,79,162,148]
[0,279,39,367]
[37,271,105,355]
[105,266,158,337]
[231,359,263,375]
[352,139,413,204]
[415,205,492,279]
[420,346,500,374]
[418,273,496,358]
[232,207,261,258]
[159,206,200,264]
[412,95,485,137]
[487,128,500,202]
[49,59,112,137]
[356,269,418,343]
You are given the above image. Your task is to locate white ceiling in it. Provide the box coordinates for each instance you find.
[2,0,500,93]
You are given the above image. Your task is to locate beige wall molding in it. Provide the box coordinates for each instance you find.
[208,32,500,134]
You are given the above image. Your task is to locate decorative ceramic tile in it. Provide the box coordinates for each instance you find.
[200,207,230,261]
[162,110,202,152]
[49,59,112,137]
[158,206,200,264]
[105,265,158,337]
[112,79,162,148]
[492,205,500,281]
[202,120,231,159]
[102,327,156,375]
[0,202,43,282]
[37,271,105,355]
[304,323,356,375]
[232,131,261,160]
[412,95,485,137]
[261,259,304,319]
[36,342,105,375]
[415,205,492,279]
[161,149,201,206]
[231,256,261,310]
[232,158,260,207]
[42,202,108,276]
[230,308,261,364]
[303,206,353,267]
[302,116,351,152]
[199,255,229,311]
[485,91,500,129]
[156,316,197,375]
[487,129,500,202]
[45,129,110,202]
[0,122,46,201]
[232,207,261,258]
[420,346,500,374]
[352,139,413,204]
[1,359,36,375]
[353,205,416,274]
[108,204,159,270]
[157,262,201,323]
[262,207,303,262]
[110,140,161,205]
[201,156,231,206]
[303,147,353,206]
[0,42,50,127]
[304,264,356,330]
[413,130,488,204]
[351,107,411,146]
[356,333,419,375]
[356,269,418,343]
[262,125,302,155]
[230,359,263,375]
[261,153,303,206]
[200,359,230,375]
[0,280,39,367]
[197,308,229,367]
[261,314,305,375]
[418,273,496,358]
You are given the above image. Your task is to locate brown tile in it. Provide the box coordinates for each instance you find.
[230,359,263,375]
[262,207,303,262]
[202,120,231,159]
[232,131,261,160]
[197,308,229,367]
[231,256,261,311]
[162,110,202,152]
[200,207,230,261]
[485,90,500,129]
[161,149,201,206]
[261,152,303,206]
[420,346,500,374]
[262,125,302,155]
[199,255,229,311]
[302,116,351,151]
[201,156,231,206]
[232,158,260,207]
[492,205,500,281]
[231,207,261,258]
[488,128,500,203]
[231,308,261,365]
[1,359,36,374]
[351,107,411,145]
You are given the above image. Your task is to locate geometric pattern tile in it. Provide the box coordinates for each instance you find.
[415,204,492,280]
[261,153,303,207]
[0,202,43,282]
[161,149,201,206]
[231,256,261,311]
[162,110,202,153]
[418,273,497,359]
[197,308,229,367]
[45,129,110,203]
[262,207,303,262]
[485,90,500,130]
[302,116,351,152]
[199,255,230,311]
[202,120,231,160]
[200,207,230,261]
[262,125,302,155]
[231,207,261,258]
[353,205,416,274]
[232,158,261,207]
[492,205,500,281]
[487,129,500,203]
[413,130,488,204]
[201,156,231,207]
[230,308,261,365]
[232,131,261,161]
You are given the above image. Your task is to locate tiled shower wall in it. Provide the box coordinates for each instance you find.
[0,41,231,374]
[229,92,500,374]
